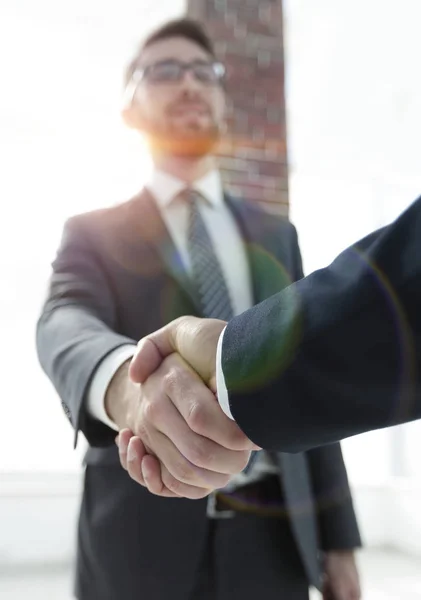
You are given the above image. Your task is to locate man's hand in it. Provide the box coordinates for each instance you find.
[129,316,225,391]
[117,316,261,499]
[323,551,361,600]
[107,350,257,499]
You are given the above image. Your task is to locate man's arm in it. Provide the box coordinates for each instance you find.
[87,345,136,430]
[38,217,256,499]
[36,216,135,448]
[222,195,421,451]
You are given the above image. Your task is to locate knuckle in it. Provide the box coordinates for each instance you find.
[132,414,146,437]
[186,402,207,434]
[187,440,214,470]
[147,480,164,496]
[225,425,249,451]
[172,459,194,483]
[141,396,161,423]
[162,472,183,496]
[162,366,179,393]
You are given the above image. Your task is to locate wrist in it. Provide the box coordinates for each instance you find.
[105,359,139,430]
[195,318,226,392]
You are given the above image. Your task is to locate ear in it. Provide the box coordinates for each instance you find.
[121,105,143,130]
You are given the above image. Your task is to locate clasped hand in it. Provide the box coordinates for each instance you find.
[116,317,260,499]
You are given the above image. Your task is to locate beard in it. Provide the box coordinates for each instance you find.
[142,114,222,158]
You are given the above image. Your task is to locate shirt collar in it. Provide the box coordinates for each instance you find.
[146,168,224,209]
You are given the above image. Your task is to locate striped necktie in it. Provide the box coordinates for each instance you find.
[185,189,234,321]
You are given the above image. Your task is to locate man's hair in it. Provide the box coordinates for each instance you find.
[124,18,216,87]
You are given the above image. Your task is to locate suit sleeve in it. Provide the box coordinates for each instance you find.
[222,195,421,452]
[291,225,362,550]
[36,216,135,448]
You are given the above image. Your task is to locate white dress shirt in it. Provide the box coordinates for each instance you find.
[215,327,232,418]
[87,169,252,428]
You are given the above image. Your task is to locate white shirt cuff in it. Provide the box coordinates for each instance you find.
[215,326,234,420]
[87,344,137,431]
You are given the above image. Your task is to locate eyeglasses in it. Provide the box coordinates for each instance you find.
[133,60,226,86]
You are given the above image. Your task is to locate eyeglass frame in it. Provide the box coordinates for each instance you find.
[131,59,226,87]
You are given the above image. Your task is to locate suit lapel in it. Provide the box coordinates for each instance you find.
[126,191,292,315]
[128,189,200,312]
[226,197,312,477]
[225,194,294,305]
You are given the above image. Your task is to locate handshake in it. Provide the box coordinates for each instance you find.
[110,316,260,499]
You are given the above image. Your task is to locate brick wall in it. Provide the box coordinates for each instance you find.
[186,0,289,215]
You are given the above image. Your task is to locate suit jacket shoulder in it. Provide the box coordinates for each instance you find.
[226,196,303,281]
[229,197,294,231]
[65,193,141,237]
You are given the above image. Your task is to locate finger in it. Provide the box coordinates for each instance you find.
[129,316,213,384]
[159,462,213,500]
[141,456,211,499]
[126,436,148,486]
[142,367,252,475]
[141,455,179,498]
[129,337,164,384]
[118,428,134,470]
[129,317,192,384]
[157,354,259,452]
[147,426,232,489]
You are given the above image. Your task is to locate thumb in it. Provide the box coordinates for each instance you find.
[129,316,202,384]
[129,337,163,384]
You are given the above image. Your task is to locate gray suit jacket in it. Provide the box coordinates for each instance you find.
[36,190,361,598]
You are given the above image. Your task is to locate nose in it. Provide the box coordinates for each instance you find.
[179,68,202,91]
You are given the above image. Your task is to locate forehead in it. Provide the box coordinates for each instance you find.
[139,36,212,66]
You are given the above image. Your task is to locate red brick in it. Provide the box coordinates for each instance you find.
[257,160,288,178]
[218,156,258,173]
[185,0,290,215]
